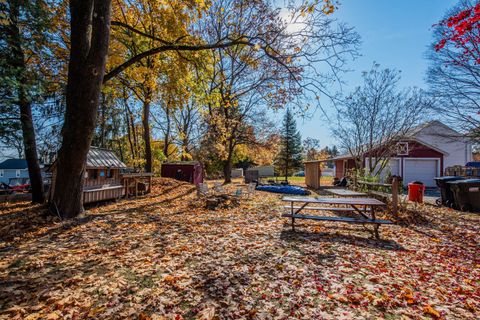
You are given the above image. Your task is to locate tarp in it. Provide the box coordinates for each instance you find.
[466,162,480,168]
[256,185,310,195]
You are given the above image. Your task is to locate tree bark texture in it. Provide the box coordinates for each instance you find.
[51,0,112,218]
[6,0,45,203]
[143,99,152,173]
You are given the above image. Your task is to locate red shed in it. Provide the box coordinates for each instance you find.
[161,161,204,185]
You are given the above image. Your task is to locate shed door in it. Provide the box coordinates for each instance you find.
[403,159,439,187]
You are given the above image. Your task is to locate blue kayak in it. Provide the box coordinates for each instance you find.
[256,185,310,195]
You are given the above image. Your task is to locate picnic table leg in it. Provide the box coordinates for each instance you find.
[371,206,380,239]
[291,202,295,231]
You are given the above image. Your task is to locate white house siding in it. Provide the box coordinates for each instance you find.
[0,169,29,184]
[414,122,472,170]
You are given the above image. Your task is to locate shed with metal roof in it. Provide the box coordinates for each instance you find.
[49,147,127,204]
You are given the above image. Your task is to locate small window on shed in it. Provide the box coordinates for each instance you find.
[99,170,105,177]
[0,170,3,177]
[92,170,98,180]
[107,168,114,178]
[16,170,20,177]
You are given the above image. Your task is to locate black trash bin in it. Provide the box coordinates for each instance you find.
[434,176,464,207]
[448,179,480,212]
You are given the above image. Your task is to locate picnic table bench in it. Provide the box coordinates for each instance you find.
[326,188,367,198]
[282,196,393,239]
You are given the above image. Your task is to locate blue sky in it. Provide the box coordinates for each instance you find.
[282,0,458,148]
[0,1,459,161]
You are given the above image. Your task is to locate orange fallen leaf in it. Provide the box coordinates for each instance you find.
[163,275,176,284]
[423,304,440,318]
[465,300,477,312]
[46,312,61,320]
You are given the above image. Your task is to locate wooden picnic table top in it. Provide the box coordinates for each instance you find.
[326,188,367,197]
[282,196,386,207]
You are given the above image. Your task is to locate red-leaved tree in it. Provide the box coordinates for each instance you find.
[427,1,480,141]
[435,2,480,64]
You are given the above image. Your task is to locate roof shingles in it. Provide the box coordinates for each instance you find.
[0,159,28,170]
[86,147,126,169]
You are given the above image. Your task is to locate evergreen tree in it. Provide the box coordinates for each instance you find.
[276,109,303,181]
[330,145,339,157]
[0,0,55,203]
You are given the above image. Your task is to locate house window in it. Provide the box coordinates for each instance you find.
[0,170,3,177]
[92,170,98,180]
[16,170,20,177]
[107,169,114,178]
[99,170,105,177]
[397,142,409,156]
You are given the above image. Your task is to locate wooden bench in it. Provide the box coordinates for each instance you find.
[282,214,393,225]
[283,206,371,212]
[326,188,367,198]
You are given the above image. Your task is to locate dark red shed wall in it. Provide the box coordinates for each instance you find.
[161,163,204,185]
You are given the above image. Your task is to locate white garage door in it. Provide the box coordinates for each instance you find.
[403,159,439,187]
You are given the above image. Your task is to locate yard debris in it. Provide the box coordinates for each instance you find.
[204,194,240,210]
[0,178,479,319]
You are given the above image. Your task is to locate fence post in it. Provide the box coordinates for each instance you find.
[391,177,398,217]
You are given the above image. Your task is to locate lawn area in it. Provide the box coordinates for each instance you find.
[263,176,334,185]
[0,178,479,319]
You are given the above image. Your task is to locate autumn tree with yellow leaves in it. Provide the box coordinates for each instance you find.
[42,0,358,218]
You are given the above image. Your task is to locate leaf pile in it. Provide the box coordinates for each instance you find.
[0,178,479,319]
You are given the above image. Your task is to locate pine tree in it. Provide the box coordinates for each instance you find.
[276,109,303,181]
[330,145,339,157]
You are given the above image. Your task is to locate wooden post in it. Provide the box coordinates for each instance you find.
[135,178,138,197]
[391,177,398,217]
[318,163,321,189]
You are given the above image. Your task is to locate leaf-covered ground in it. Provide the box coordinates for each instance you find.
[0,178,478,319]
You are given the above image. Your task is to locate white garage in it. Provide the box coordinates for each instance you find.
[365,158,401,181]
[403,158,440,187]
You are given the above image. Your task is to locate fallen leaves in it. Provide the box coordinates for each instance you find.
[423,304,441,318]
[0,178,479,319]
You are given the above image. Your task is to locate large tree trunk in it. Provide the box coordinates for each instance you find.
[223,142,234,184]
[143,99,152,173]
[19,100,45,203]
[223,159,233,184]
[7,0,44,203]
[99,94,107,147]
[50,0,112,219]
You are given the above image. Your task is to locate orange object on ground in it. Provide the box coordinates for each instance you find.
[408,183,425,203]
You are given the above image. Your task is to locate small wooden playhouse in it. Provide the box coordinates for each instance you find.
[49,147,128,204]
[82,147,127,203]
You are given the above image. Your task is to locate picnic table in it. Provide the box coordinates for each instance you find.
[281,196,393,239]
[326,188,367,198]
